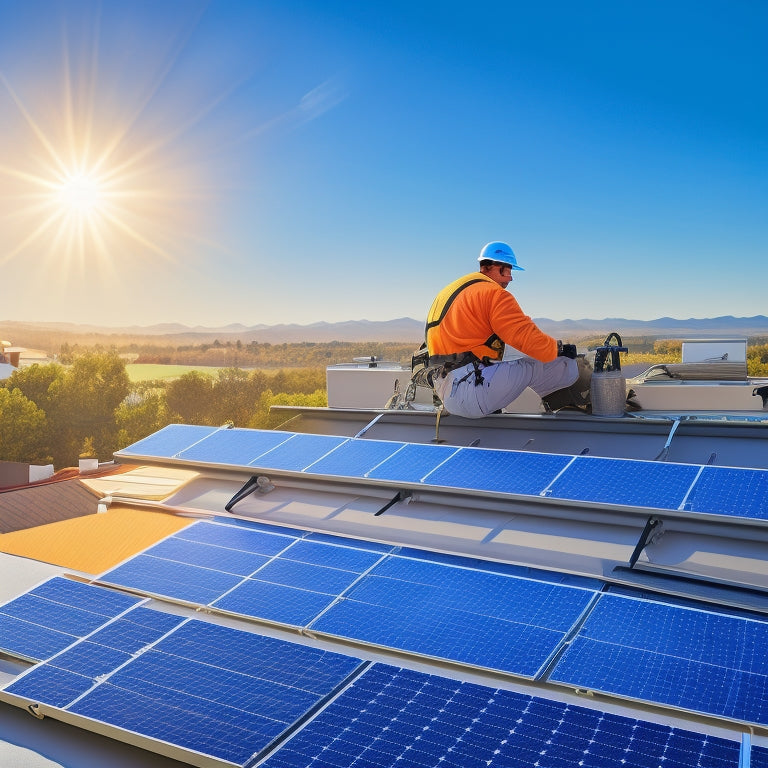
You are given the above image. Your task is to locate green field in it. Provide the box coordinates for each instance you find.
[125,364,226,382]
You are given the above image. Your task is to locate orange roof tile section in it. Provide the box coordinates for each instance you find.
[0,506,192,575]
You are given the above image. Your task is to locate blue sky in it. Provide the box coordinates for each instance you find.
[0,0,765,328]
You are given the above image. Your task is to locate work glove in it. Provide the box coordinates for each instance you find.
[557,341,578,359]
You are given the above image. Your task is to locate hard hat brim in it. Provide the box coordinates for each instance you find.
[477,255,524,271]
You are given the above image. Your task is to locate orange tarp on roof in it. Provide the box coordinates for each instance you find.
[0,506,193,575]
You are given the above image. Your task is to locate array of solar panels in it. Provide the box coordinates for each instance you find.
[3,573,768,768]
[116,425,768,522]
[87,518,768,730]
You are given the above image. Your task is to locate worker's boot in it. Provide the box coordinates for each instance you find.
[542,356,593,412]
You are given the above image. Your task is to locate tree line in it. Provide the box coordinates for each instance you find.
[0,352,326,468]
[59,340,417,367]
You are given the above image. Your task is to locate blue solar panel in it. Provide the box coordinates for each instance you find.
[45,640,131,679]
[249,433,348,471]
[310,557,595,677]
[175,428,293,465]
[253,558,366,594]
[304,438,406,477]
[365,442,461,482]
[393,546,603,589]
[260,663,743,768]
[0,577,143,661]
[116,423,218,458]
[3,606,179,707]
[99,555,244,604]
[27,575,142,617]
[544,456,701,509]
[0,614,79,662]
[5,665,97,709]
[145,536,271,576]
[212,578,336,626]
[422,447,573,495]
[548,593,768,725]
[685,466,768,520]
[63,619,363,767]
[280,539,384,572]
[175,520,297,555]
[85,608,186,654]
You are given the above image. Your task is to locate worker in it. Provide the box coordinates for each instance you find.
[425,241,581,418]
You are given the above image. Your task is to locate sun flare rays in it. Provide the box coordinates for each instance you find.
[0,30,202,280]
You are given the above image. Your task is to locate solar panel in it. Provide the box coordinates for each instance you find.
[145,536,272,576]
[250,558,366,595]
[175,428,294,465]
[685,466,768,520]
[365,442,461,482]
[259,663,743,768]
[548,593,768,725]
[249,433,348,471]
[394,546,603,589]
[212,578,337,626]
[0,577,143,661]
[279,539,385,572]
[99,521,300,603]
[117,427,768,531]
[5,618,364,768]
[544,455,701,510]
[422,447,573,496]
[116,423,218,458]
[310,556,595,677]
[80,607,186,654]
[175,520,297,555]
[99,554,245,605]
[304,438,405,477]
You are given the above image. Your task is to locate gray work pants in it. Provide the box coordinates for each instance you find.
[434,357,578,418]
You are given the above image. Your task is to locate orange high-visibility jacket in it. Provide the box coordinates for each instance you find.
[426,272,557,363]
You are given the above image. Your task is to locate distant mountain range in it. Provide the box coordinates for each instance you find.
[3,315,768,346]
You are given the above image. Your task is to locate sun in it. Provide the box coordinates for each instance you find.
[54,171,106,217]
[0,59,200,277]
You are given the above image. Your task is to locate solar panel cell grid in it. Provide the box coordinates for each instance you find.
[548,593,768,725]
[259,664,742,768]
[83,608,185,654]
[544,455,701,510]
[253,558,365,595]
[146,536,271,576]
[279,539,384,571]
[213,578,336,626]
[100,555,243,605]
[304,438,405,477]
[249,433,348,471]
[365,441,460,482]
[174,520,296,556]
[364,556,594,631]
[686,466,768,519]
[5,665,96,709]
[175,428,293,466]
[0,614,78,661]
[422,447,572,496]
[310,592,567,677]
[0,577,143,662]
[116,423,218,458]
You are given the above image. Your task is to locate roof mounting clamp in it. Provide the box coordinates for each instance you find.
[224,474,275,512]
[628,516,665,568]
